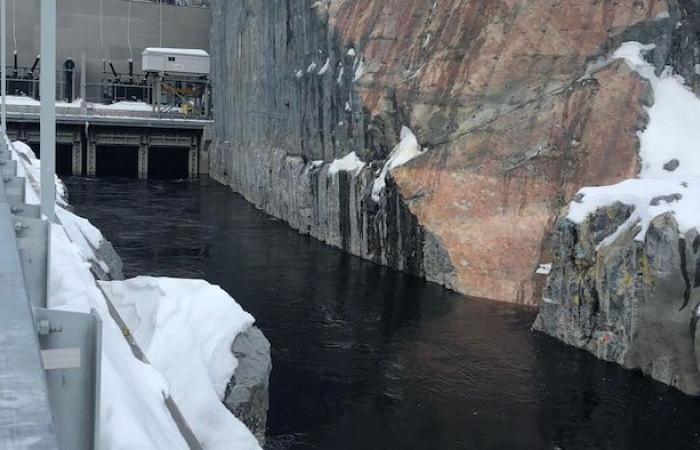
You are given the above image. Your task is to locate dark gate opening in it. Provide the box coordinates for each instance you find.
[148,147,189,180]
[56,144,73,177]
[28,143,40,158]
[96,145,139,178]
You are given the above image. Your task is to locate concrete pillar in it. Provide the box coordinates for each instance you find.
[153,73,162,113]
[87,131,97,177]
[138,145,149,180]
[188,136,198,178]
[40,0,56,221]
[80,52,87,115]
[188,147,198,179]
[71,131,82,176]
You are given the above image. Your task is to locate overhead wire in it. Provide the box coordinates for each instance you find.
[12,0,16,53]
[127,0,133,60]
[99,0,107,60]
[159,0,163,48]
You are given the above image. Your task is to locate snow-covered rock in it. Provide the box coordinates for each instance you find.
[99,278,264,450]
[534,42,700,394]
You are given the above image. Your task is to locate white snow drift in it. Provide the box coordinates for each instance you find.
[328,151,366,175]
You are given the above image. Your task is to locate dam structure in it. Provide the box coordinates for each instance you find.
[6,0,212,180]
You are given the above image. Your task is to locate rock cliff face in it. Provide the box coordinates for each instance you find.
[533,206,700,394]
[209,0,689,304]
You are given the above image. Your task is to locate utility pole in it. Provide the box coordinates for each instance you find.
[40,0,56,221]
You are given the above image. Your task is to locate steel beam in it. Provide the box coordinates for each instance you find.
[40,0,56,221]
[1,0,7,141]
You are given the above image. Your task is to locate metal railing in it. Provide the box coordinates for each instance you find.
[3,71,212,121]
[0,137,102,450]
[5,67,74,102]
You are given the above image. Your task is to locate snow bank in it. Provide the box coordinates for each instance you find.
[328,151,366,175]
[567,42,700,244]
[99,278,260,450]
[371,127,425,201]
[49,225,189,450]
[10,141,262,449]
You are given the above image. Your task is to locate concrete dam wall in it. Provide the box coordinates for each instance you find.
[209,0,689,305]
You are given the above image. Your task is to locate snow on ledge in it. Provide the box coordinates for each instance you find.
[328,151,366,175]
[568,178,700,245]
[536,263,552,275]
[567,41,700,246]
[371,127,425,202]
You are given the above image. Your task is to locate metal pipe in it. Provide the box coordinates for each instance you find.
[2,0,7,137]
[108,60,118,78]
[29,54,39,76]
[40,0,55,222]
[13,51,17,77]
[80,52,86,104]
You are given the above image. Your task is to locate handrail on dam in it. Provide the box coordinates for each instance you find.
[0,136,102,450]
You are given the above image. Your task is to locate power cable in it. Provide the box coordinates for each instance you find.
[127,0,133,59]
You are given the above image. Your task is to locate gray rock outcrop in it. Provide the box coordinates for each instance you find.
[224,326,272,445]
[533,204,700,394]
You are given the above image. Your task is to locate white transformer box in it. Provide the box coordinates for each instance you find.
[142,48,210,75]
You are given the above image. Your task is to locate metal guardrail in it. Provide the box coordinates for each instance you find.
[0,138,101,450]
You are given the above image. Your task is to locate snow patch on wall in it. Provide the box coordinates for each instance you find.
[371,127,425,202]
[328,151,366,175]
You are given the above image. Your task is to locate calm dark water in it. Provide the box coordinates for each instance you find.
[65,177,700,450]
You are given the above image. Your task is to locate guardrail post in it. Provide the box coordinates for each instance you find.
[35,307,102,450]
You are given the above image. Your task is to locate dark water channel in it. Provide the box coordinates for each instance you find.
[64,177,700,450]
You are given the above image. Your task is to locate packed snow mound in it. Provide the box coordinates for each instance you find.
[328,151,366,175]
[372,127,424,201]
[49,225,189,450]
[567,42,700,244]
[100,277,260,450]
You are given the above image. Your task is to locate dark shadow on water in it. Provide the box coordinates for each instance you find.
[65,176,700,450]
